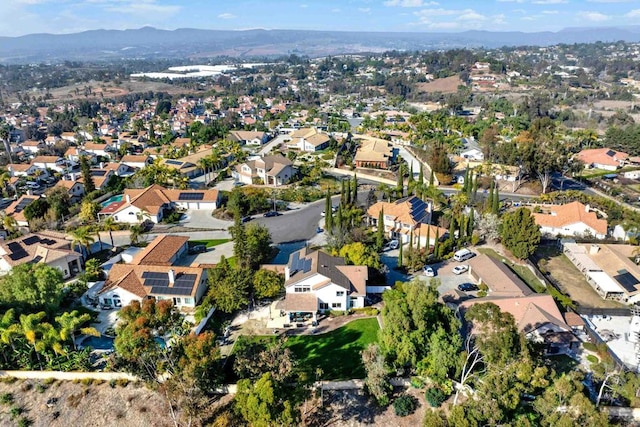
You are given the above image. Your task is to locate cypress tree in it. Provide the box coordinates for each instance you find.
[341,180,346,206]
[468,208,475,237]
[493,184,500,215]
[376,209,385,251]
[346,179,352,206]
[449,217,456,242]
[472,173,478,201]
[396,164,404,198]
[434,229,440,258]
[487,181,494,213]
[462,165,469,193]
[409,228,413,249]
[325,190,332,231]
[336,204,343,233]
[418,163,424,185]
[429,169,435,187]
[80,155,95,194]
[408,163,414,192]
[398,239,403,267]
[426,225,431,254]
[352,174,358,205]
[416,229,421,253]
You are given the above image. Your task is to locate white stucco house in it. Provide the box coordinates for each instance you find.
[233,155,296,186]
[228,130,270,146]
[281,248,368,319]
[533,201,608,239]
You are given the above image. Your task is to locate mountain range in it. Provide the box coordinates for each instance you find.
[2,26,640,64]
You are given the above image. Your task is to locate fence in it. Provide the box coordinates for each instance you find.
[194,307,216,335]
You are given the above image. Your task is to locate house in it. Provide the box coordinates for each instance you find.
[229,130,270,146]
[6,163,41,178]
[64,147,95,164]
[458,254,576,354]
[281,247,368,320]
[104,184,220,224]
[233,155,296,186]
[562,241,640,304]
[577,148,629,171]
[60,132,77,143]
[367,196,437,245]
[31,156,65,173]
[533,201,608,239]
[88,169,115,190]
[0,231,83,279]
[21,140,45,154]
[84,142,114,158]
[53,180,86,202]
[288,128,331,152]
[97,235,208,310]
[120,155,153,170]
[459,137,484,162]
[5,195,39,227]
[161,158,199,178]
[353,137,396,169]
[102,162,133,177]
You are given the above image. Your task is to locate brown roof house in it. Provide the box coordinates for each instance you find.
[287,128,331,152]
[5,195,39,227]
[229,130,270,146]
[104,184,220,224]
[458,254,576,354]
[576,148,628,171]
[233,155,296,186]
[367,196,445,248]
[97,235,207,310]
[0,232,83,279]
[281,247,369,320]
[533,201,608,239]
[353,137,396,170]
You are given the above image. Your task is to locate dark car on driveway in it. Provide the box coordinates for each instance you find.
[458,283,478,292]
[189,244,207,254]
[263,211,281,217]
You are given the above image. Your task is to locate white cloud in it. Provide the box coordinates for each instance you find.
[218,13,235,20]
[533,0,568,4]
[384,0,438,6]
[542,10,559,14]
[578,11,611,21]
[331,8,341,13]
[300,4,308,8]
[587,0,632,3]
[493,14,506,24]
[626,9,640,17]
[458,10,487,21]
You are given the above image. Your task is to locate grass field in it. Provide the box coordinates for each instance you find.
[236,318,380,380]
[188,238,230,248]
[477,248,545,293]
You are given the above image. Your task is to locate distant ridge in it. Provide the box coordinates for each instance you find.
[2,26,640,64]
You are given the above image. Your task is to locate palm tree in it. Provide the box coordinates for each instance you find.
[130,224,143,246]
[92,225,104,252]
[19,312,46,367]
[198,157,211,185]
[56,311,100,351]
[36,323,66,367]
[0,171,10,197]
[1,213,17,234]
[101,216,119,249]
[69,226,96,258]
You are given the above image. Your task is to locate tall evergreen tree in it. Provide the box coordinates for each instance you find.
[461,166,469,193]
[409,228,413,249]
[352,174,358,205]
[80,155,95,194]
[416,229,421,253]
[426,225,431,254]
[418,163,424,185]
[336,204,343,233]
[325,190,332,231]
[398,240,403,267]
[376,209,385,251]
[346,179,352,206]
[487,181,494,213]
[449,217,456,242]
[341,180,346,206]
[493,184,500,215]
[433,229,440,258]
[429,169,435,187]
[472,173,478,201]
[468,208,475,237]
[396,164,404,198]
[231,212,248,269]
[408,163,414,192]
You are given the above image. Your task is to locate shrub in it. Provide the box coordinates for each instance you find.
[0,392,14,405]
[425,387,446,408]
[10,406,23,419]
[43,378,56,385]
[583,342,598,352]
[410,376,425,389]
[394,395,418,417]
[329,310,348,317]
[587,355,599,364]
[115,379,130,388]
[35,383,47,393]
[17,417,32,427]
[109,379,117,388]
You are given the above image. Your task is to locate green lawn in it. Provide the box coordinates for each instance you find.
[477,248,545,293]
[188,239,230,248]
[236,318,380,380]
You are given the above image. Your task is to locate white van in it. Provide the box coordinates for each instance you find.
[453,248,475,262]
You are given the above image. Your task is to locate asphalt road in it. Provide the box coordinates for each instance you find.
[252,197,330,244]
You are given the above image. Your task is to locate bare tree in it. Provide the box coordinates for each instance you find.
[454,335,485,406]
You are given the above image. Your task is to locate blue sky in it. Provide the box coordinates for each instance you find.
[2,0,640,37]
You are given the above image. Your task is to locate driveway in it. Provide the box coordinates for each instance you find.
[179,209,232,230]
[415,260,477,295]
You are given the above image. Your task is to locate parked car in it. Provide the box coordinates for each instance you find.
[423,266,435,277]
[189,244,207,254]
[452,265,469,275]
[241,215,252,223]
[263,211,281,217]
[458,283,478,292]
[388,240,399,250]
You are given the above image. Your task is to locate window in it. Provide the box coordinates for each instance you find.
[294,287,311,293]
[336,291,345,296]
[184,298,193,305]
[173,297,182,305]
[319,303,328,310]
[332,303,341,308]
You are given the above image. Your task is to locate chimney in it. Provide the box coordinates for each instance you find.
[168,269,175,284]
[125,194,130,203]
[71,173,76,182]
[585,204,590,213]
[99,162,104,169]
[590,244,600,255]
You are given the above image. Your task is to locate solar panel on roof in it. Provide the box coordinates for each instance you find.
[150,286,190,296]
[178,192,204,201]
[174,274,196,288]
[91,170,107,176]
[14,198,35,213]
[145,278,170,287]
[606,150,616,157]
[7,242,28,261]
[303,258,312,273]
[290,252,300,271]
[142,271,169,279]
[23,236,40,246]
[614,270,640,293]
[165,159,182,166]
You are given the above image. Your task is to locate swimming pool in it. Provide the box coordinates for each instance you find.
[82,335,115,350]
[101,194,124,207]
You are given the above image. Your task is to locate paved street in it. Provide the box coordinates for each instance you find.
[257,134,288,156]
